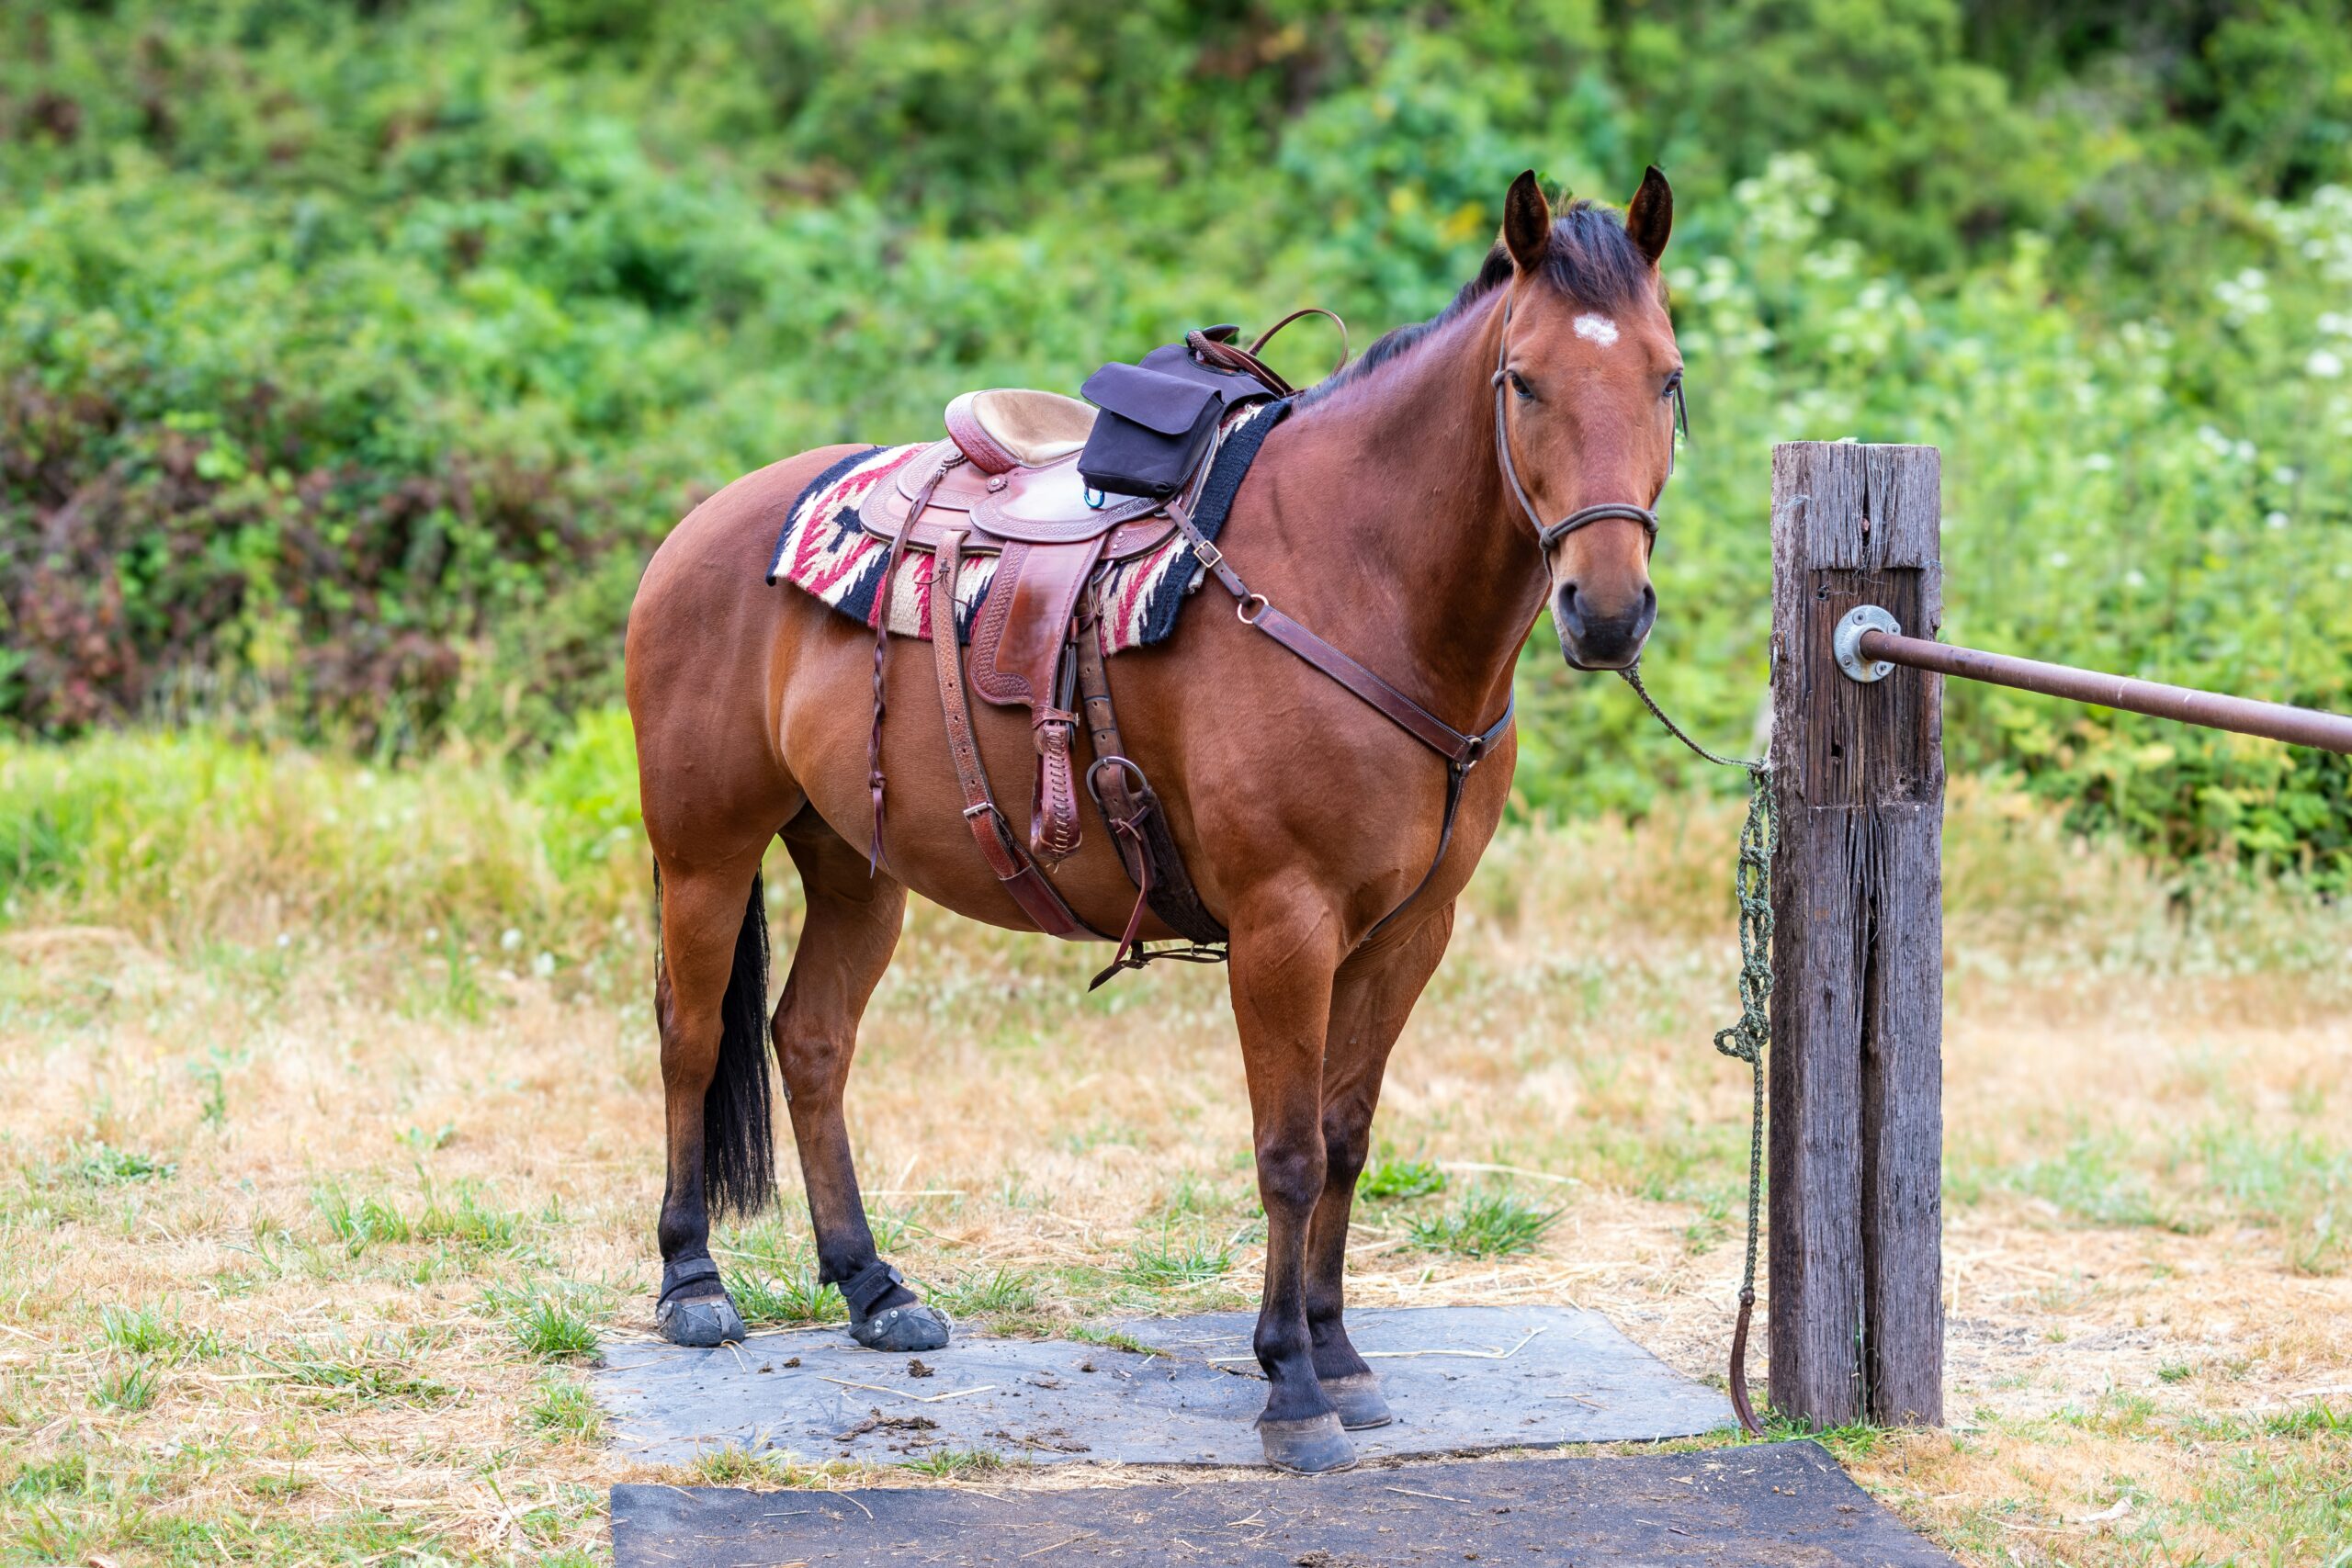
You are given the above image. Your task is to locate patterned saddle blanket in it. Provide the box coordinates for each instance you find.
[765,400,1283,651]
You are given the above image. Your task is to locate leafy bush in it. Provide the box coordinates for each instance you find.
[3,0,2349,874]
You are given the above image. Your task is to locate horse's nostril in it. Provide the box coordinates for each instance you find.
[1555,582,1581,630]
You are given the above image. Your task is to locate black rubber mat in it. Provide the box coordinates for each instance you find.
[609,1441,1957,1566]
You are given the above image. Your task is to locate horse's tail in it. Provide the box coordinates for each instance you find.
[652,863,777,1218]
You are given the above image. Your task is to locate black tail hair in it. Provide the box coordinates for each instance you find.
[705,874,777,1217]
[651,863,777,1219]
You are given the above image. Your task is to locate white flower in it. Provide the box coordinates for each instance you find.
[2309,349,2346,379]
[501,927,523,952]
[2267,511,2291,530]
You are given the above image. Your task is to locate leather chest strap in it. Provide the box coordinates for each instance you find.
[1165,503,1501,770]
[1161,493,1514,942]
[929,530,1104,942]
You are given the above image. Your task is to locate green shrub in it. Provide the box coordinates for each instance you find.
[3,0,2349,874]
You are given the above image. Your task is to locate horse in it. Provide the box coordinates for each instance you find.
[624,168,1680,1472]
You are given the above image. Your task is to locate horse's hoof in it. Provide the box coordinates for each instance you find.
[1318,1372,1395,1430]
[655,1293,747,1348]
[848,1303,952,1353]
[1259,1412,1357,1473]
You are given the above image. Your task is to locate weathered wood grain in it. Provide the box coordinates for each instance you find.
[1768,442,1945,1429]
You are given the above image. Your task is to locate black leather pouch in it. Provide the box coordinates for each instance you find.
[1076,362,1223,499]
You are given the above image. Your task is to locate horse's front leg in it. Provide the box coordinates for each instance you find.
[1303,905,1456,1430]
[1228,888,1353,1472]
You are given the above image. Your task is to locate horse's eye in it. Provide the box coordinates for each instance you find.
[1662,370,1684,401]
[1509,370,1534,400]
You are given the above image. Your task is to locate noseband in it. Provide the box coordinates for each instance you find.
[1488,299,1665,554]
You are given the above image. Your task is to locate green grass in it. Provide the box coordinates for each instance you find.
[311,1178,527,1259]
[1119,1227,1232,1289]
[247,1333,456,1408]
[901,1449,1007,1479]
[682,1449,792,1487]
[53,1142,175,1188]
[1066,1325,1162,1359]
[311,1184,414,1252]
[91,1362,158,1413]
[7,1453,94,1501]
[720,1251,848,1328]
[930,1267,1039,1322]
[1406,1190,1561,1259]
[1357,1156,1447,1202]
[527,1373,605,1442]
[1954,1111,2352,1275]
[479,1280,607,1360]
[96,1304,177,1358]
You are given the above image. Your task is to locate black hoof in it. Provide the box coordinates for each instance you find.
[656,1292,747,1348]
[1318,1371,1395,1430]
[1259,1412,1356,1473]
[848,1303,952,1352]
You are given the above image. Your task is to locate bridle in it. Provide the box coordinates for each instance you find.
[1488,296,1675,555]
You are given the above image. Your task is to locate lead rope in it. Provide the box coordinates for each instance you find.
[1618,660,1774,1439]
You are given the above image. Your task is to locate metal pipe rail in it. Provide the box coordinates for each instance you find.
[1833,605,2352,755]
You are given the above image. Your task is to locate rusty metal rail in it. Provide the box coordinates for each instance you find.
[1833,605,2352,755]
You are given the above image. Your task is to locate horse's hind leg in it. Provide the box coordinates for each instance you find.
[774,812,948,1351]
[650,845,776,1347]
[1302,908,1455,1429]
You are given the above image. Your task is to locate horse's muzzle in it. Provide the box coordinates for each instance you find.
[1554,581,1657,671]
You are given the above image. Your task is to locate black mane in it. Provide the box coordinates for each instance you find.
[1297,199,1656,406]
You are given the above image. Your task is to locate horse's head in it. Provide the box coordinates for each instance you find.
[1491,168,1679,671]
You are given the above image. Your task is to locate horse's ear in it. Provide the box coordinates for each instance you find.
[1626,165,1672,266]
[1501,170,1552,273]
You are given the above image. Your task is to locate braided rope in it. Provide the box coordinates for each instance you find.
[1618,661,1774,1437]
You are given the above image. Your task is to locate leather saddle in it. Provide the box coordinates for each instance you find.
[862,389,1188,877]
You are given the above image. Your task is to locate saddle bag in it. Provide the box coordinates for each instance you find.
[1078,336,1276,499]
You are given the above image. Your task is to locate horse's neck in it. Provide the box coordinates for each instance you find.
[1257,305,1545,728]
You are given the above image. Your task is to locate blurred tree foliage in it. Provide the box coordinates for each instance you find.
[3,1,2349,877]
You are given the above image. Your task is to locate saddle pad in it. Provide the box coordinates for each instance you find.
[765,399,1290,649]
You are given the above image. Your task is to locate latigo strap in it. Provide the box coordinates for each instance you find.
[929,528,1103,940]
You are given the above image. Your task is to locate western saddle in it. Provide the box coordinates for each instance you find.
[865,319,1517,984]
[862,386,1221,976]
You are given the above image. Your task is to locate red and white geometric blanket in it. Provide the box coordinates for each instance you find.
[763,402,1281,650]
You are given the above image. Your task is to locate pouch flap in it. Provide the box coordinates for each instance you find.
[1080,362,1219,436]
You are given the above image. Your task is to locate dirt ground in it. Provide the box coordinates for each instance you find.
[1,785,2346,1564]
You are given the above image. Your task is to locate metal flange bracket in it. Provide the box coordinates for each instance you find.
[1834,604,1901,683]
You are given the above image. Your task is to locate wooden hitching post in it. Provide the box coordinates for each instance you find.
[1767,441,1945,1428]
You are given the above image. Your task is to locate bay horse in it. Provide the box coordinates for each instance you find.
[625,169,1679,1472]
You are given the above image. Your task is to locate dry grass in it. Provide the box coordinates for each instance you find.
[0,735,2347,1564]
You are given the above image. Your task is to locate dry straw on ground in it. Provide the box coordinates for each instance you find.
[0,756,2346,1564]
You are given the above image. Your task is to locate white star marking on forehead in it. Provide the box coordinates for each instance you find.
[1573,313,1621,347]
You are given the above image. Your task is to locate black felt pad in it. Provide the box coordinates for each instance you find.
[610,1442,1956,1566]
